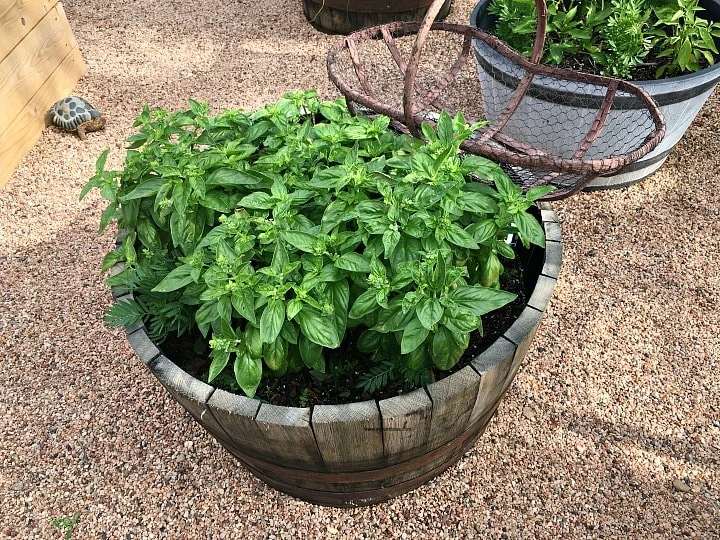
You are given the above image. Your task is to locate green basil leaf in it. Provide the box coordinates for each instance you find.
[404,216,428,238]
[400,316,430,355]
[334,253,372,273]
[260,298,285,343]
[98,202,118,234]
[327,280,349,339]
[390,236,422,268]
[169,211,186,249]
[152,264,194,292]
[286,298,303,319]
[513,211,546,248]
[437,110,454,145]
[443,310,478,334]
[101,250,123,273]
[199,191,232,213]
[411,152,436,179]
[348,289,379,319]
[263,339,287,372]
[449,285,516,316]
[239,192,273,210]
[218,296,232,324]
[321,200,350,232]
[405,343,426,371]
[461,155,507,183]
[458,192,498,214]
[479,251,503,289]
[431,328,465,370]
[357,329,382,353]
[280,230,318,253]
[208,350,231,383]
[445,225,479,249]
[494,173,521,201]
[119,178,164,201]
[525,185,555,202]
[383,229,401,257]
[495,240,516,259]
[244,325,263,358]
[280,320,298,345]
[231,289,257,324]
[295,308,341,348]
[299,335,325,373]
[416,298,444,330]
[466,219,498,244]
[195,301,220,327]
[206,168,261,187]
[234,350,262,398]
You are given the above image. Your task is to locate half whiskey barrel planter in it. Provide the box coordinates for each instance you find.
[115,204,562,507]
[470,0,720,190]
[303,0,452,35]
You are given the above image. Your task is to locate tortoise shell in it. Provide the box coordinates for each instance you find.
[50,96,105,139]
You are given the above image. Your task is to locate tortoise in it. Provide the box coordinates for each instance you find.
[49,96,106,140]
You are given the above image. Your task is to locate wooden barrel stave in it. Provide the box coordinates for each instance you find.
[303,0,453,35]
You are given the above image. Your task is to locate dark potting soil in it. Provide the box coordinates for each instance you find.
[161,255,530,408]
[557,51,663,82]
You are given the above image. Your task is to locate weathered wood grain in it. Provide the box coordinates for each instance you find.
[312,400,384,472]
[0,3,80,134]
[0,0,59,61]
[543,220,562,244]
[425,366,481,449]
[0,44,85,187]
[469,336,517,424]
[125,326,161,365]
[541,239,562,279]
[254,404,325,470]
[378,387,433,465]
[538,202,557,223]
[503,306,543,372]
[206,388,263,454]
[146,354,231,444]
[526,274,558,312]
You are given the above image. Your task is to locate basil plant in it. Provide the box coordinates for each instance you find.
[82,90,551,398]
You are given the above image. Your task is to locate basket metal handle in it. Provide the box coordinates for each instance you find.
[402,0,548,137]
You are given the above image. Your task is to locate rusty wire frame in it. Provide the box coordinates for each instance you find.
[326,0,666,200]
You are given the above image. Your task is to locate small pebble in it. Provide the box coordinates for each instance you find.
[672,479,692,493]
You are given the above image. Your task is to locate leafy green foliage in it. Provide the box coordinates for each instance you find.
[50,512,81,539]
[83,90,548,399]
[651,0,720,77]
[488,0,720,79]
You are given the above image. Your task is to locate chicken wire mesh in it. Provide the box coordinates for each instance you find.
[326,0,666,200]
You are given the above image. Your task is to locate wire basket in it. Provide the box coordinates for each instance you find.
[326,0,666,200]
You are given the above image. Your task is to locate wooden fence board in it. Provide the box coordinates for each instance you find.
[0,44,84,188]
[0,0,59,61]
[0,2,85,189]
[0,3,80,134]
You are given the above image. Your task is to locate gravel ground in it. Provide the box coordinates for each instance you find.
[1,0,719,537]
